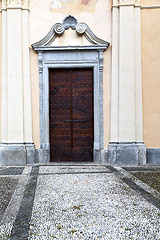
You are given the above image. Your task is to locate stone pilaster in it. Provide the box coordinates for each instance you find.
[108,0,146,165]
[0,0,34,166]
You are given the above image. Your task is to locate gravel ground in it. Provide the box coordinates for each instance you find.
[0,165,160,240]
[28,166,160,240]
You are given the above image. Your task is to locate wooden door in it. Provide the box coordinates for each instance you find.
[49,68,93,162]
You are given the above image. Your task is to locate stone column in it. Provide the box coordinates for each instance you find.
[0,0,34,165]
[108,0,146,165]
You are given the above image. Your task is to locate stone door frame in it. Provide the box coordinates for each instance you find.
[35,46,107,163]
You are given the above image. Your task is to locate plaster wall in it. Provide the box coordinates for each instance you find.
[141,0,160,7]
[29,0,111,149]
[141,1,160,148]
[0,1,2,143]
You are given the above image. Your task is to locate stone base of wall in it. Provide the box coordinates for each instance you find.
[0,143,35,166]
[35,149,50,164]
[1,144,160,166]
[146,149,160,164]
[105,143,146,165]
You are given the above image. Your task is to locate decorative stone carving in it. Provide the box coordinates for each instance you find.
[112,0,119,5]
[38,52,43,74]
[22,0,29,8]
[2,0,29,8]
[32,15,109,48]
[63,15,77,30]
[54,23,65,35]
[76,22,108,45]
[99,51,103,72]
[2,0,6,8]
[6,0,21,7]
[112,0,141,7]
[119,0,140,4]
[76,23,87,35]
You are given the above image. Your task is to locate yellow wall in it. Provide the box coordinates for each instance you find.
[141,1,160,148]
[0,1,2,142]
[141,0,160,7]
[29,0,112,149]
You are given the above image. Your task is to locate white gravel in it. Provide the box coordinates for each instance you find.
[28,165,160,240]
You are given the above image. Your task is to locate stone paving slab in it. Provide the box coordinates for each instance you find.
[0,167,24,175]
[0,164,160,239]
[0,166,32,239]
[39,165,111,174]
[0,178,18,222]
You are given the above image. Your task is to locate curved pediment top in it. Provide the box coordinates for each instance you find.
[32,15,109,49]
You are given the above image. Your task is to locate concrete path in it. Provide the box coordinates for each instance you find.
[0,164,160,239]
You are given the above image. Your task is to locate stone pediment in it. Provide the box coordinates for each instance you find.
[32,15,109,49]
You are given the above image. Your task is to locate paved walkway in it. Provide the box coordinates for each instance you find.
[0,164,160,239]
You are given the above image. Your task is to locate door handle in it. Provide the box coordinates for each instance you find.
[64,120,72,123]
[64,120,88,123]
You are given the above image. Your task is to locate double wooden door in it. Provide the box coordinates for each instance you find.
[49,68,94,162]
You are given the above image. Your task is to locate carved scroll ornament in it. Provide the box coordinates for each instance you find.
[32,15,109,48]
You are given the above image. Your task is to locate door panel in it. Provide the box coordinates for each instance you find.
[49,69,71,161]
[49,68,93,162]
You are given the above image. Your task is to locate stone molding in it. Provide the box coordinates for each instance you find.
[32,15,109,48]
[2,0,29,9]
[119,0,140,3]
[112,0,140,7]
[141,6,160,9]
